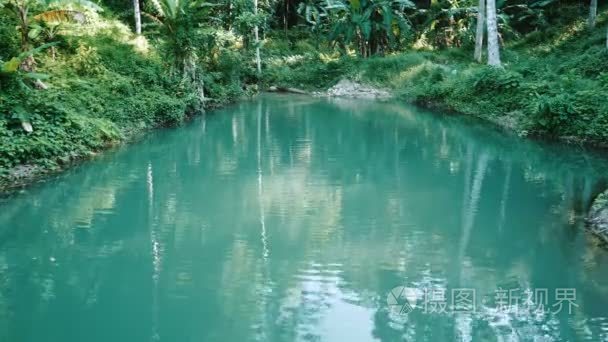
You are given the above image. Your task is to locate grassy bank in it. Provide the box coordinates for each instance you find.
[0,10,250,191]
[261,14,608,144]
[2,1,608,191]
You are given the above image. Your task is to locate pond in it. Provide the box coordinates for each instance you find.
[1,94,608,341]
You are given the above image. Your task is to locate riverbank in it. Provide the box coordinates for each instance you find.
[261,15,608,146]
[3,9,608,193]
[0,12,246,194]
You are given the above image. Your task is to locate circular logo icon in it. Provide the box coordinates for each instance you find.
[387,286,419,315]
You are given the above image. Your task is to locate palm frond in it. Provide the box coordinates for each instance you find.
[33,10,86,23]
[44,0,103,12]
[150,0,166,17]
[143,12,164,25]
[1,42,57,73]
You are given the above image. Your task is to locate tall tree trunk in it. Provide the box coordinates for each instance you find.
[17,4,29,51]
[589,0,598,28]
[133,0,142,35]
[284,0,288,38]
[253,0,262,76]
[474,0,485,62]
[486,0,501,67]
[15,4,38,72]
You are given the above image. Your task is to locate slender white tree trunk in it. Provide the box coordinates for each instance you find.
[486,0,501,67]
[133,0,142,35]
[589,0,598,28]
[253,0,262,76]
[474,0,485,62]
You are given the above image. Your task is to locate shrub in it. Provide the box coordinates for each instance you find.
[470,67,523,93]
[360,53,429,83]
[0,16,202,176]
[0,10,19,59]
[69,43,106,76]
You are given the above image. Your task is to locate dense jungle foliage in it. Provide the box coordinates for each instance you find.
[0,0,607,187]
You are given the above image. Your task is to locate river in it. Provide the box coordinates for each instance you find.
[1,94,608,341]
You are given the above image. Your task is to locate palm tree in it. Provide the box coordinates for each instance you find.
[147,0,211,78]
[589,0,597,28]
[146,0,218,102]
[5,0,100,73]
[326,0,414,58]
[133,0,142,35]
[297,0,326,28]
[297,0,327,46]
[486,0,500,66]
[1,42,55,125]
[253,0,261,76]
[7,0,100,53]
[474,0,485,63]
[28,21,61,59]
[1,43,54,79]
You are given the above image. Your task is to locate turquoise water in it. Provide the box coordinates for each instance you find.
[1,94,608,341]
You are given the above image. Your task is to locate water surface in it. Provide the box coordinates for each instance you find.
[2,94,608,341]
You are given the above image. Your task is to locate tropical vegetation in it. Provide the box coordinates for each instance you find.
[1,0,607,188]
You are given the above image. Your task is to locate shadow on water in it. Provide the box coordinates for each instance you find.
[1,93,608,341]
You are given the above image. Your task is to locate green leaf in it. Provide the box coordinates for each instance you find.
[361,20,371,40]
[1,57,20,73]
[16,42,58,62]
[11,107,30,123]
[28,26,42,39]
[23,72,50,80]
